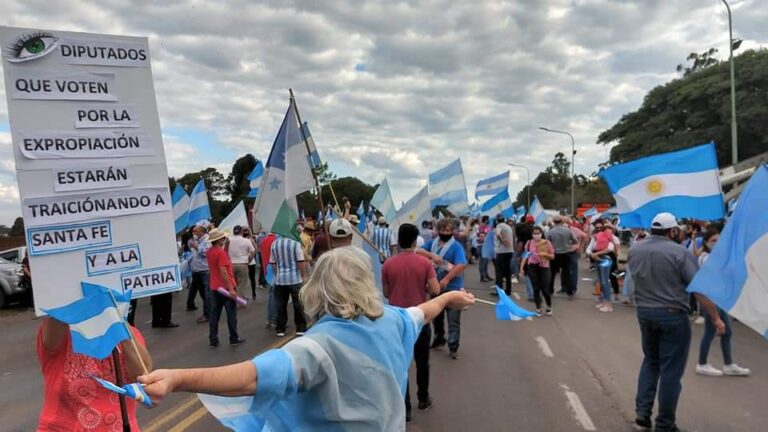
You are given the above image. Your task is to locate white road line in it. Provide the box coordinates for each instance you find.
[535,336,554,358]
[560,384,596,431]
[512,292,521,300]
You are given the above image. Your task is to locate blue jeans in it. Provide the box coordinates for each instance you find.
[597,258,613,302]
[209,290,239,344]
[433,306,462,352]
[635,307,691,431]
[699,307,733,365]
[479,257,491,279]
[524,275,534,299]
[266,284,278,324]
[568,252,579,294]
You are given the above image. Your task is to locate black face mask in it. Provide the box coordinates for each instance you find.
[439,233,453,242]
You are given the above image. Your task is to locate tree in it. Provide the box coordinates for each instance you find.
[171,168,230,222]
[600,49,768,167]
[297,176,375,217]
[226,154,258,206]
[676,48,720,77]
[9,217,24,236]
[0,225,9,236]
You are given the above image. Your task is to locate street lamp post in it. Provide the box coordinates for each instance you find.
[508,163,530,209]
[539,127,576,215]
[722,0,738,165]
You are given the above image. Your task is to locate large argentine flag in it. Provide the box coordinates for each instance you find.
[397,186,431,227]
[370,177,398,223]
[688,165,768,338]
[429,159,470,216]
[218,201,249,236]
[480,189,514,217]
[171,184,190,234]
[42,282,132,359]
[247,161,264,198]
[475,171,509,200]
[253,99,315,240]
[530,196,546,225]
[598,143,724,228]
[188,179,212,226]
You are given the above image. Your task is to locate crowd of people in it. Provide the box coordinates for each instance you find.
[33,200,755,431]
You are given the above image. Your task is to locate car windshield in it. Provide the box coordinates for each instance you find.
[0,257,10,264]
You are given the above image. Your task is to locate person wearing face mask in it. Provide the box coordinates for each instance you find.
[519,226,555,316]
[695,229,750,378]
[628,212,725,432]
[417,218,468,359]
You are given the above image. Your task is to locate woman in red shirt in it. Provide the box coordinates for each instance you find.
[37,318,152,431]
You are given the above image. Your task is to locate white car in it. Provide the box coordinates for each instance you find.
[0,256,24,308]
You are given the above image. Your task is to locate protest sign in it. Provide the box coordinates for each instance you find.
[0,27,180,312]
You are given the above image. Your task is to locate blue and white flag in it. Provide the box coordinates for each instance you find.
[370,177,398,223]
[325,207,335,221]
[247,160,264,198]
[584,206,598,218]
[301,122,322,169]
[495,287,537,320]
[598,143,724,228]
[91,376,153,407]
[188,179,212,226]
[515,205,526,219]
[356,201,368,233]
[475,171,509,200]
[530,196,547,225]
[396,186,431,227]
[688,165,768,338]
[316,210,323,224]
[480,189,514,217]
[42,282,132,359]
[171,184,190,234]
[429,159,470,216]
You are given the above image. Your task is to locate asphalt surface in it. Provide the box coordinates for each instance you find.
[1,261,767,431]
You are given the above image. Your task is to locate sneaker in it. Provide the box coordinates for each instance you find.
[230,338,246,345]
[196,316,209,324]
[567,294,574,301]
[634,416,652,430]
[489,290,499,297]
[511,277,519,284]
[265,321,276,329]
[723,363,751,376]
[418,398,434,411]
[545,307,553,316]
[695,363,724,377]
[535,308,543,316]
[430,338,447,349]
[276,332,286,337]
[449,350,459,360]
[598,304,613,313]
[209,340,219,347]
[296,331,306,336]
[693,316,705,325]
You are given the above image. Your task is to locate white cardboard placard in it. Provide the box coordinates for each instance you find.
[1,26,181,311]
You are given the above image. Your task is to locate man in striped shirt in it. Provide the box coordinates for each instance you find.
[270,236,308,337]
[371,217,397,261]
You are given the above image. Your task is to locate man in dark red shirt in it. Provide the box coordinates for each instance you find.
[382,223,440,421]
[207,229,245,347]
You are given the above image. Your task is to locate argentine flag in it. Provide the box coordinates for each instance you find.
[429,159,470,216]
[356,201,368,233]
[188,179,212,226]
[301,122,322,169]
[253,99,316,240]
[247,160,264,198]
[515,205,526,219]
[495,287,537,320]
[584,206,598,218]
[480,189,514,217]
[598,143,724,228]
[475,171,509,200]
[397,186,431,227]
[688,165,768,338]
[42,282,132,359]
[530,196,547,225]
[371,177,398,223]
[171,184,190,234]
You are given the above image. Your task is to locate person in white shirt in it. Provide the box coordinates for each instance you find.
[228,225,256,298]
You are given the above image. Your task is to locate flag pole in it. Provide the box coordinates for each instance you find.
[111,348,132,432]
[107,289,149,376]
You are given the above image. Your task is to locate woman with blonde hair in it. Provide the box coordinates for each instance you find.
[139,246,475,430]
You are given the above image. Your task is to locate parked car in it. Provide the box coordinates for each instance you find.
[0,246,27,264]
[0,256,24,308]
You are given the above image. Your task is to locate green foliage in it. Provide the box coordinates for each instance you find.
[676,48,720,77]
[600,49,768,167]
[170,167,230,223]
[297,175,375,216]
[9,217,24,237]
[226,154,258,206]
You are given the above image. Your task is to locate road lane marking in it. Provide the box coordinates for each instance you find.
[535,336,554,358]
[560,384,596,431]
[168,406,209,432]
[144,333,296,432]
[512,292,521,300]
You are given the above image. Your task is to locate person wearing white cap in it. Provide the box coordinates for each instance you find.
[371,216,397,261]
[628,212,724,432]
[329,218,354,248]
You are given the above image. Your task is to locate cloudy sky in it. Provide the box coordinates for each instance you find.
[0,0,766,225]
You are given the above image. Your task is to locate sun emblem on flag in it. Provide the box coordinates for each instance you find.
[408,213,416,221]
[646,179,663,195]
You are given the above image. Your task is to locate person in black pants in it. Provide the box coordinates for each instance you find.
[151,293,178,328]
[519,226,555,315]
[493,218,516,296]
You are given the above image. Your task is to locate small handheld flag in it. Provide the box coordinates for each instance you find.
[91,376,153,407]
[494,287,538,320]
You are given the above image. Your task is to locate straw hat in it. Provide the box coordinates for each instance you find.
[207,228,228,243]
[304,221,316,231]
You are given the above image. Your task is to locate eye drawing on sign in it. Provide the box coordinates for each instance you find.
[5,31,59,63]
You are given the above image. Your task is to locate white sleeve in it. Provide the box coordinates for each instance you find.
[586,238,596,254]
[406,306,425,329]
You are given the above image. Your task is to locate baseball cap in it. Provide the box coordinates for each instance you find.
[329,218,353,238]
[525,215,535,223]
[378,216,387,225]
[651,212,680,230]
[553,215,563,223]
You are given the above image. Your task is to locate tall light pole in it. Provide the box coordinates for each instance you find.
[722,0,738,165]
[539,127,576,215]
[508,163,530,209]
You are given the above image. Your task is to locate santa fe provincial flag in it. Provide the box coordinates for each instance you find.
[253,99,315,240]
[598,142,724,228]
[687,165,768,338]
[397,186,431,227]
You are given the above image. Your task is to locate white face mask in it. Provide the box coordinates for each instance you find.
[533,233,543,240]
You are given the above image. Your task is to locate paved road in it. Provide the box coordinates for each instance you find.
[2,261,767,431]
